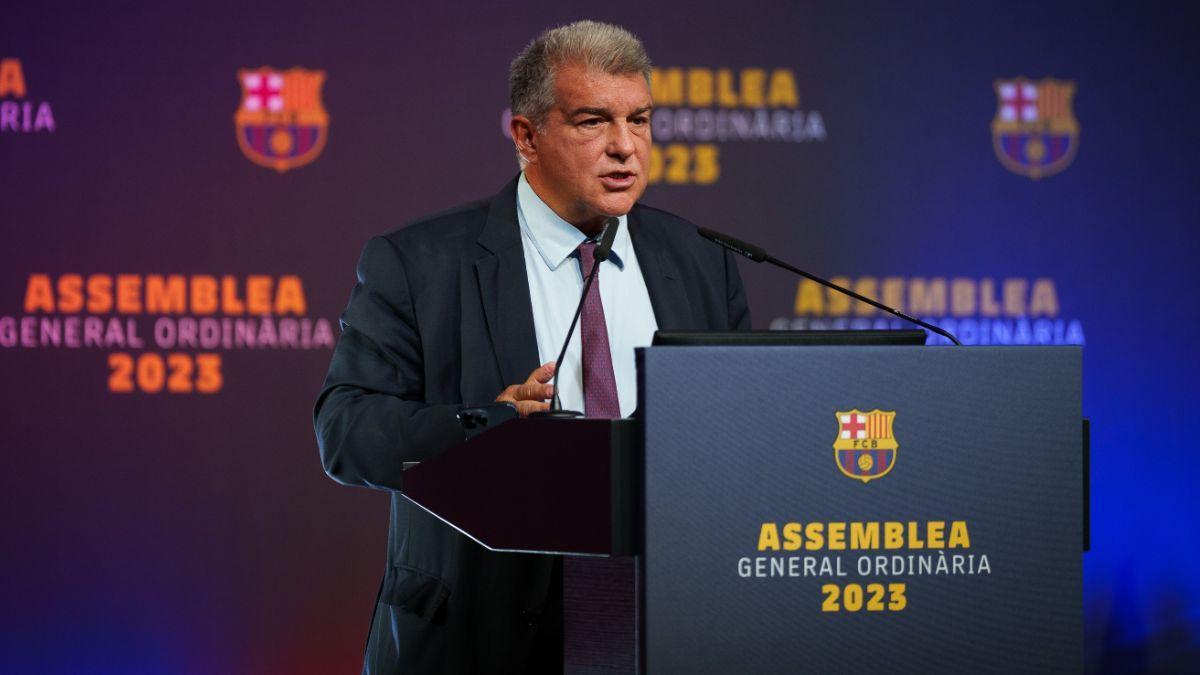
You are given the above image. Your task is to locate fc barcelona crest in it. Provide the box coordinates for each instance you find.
[234,67,329,172]
[991,77,1079,180]
[834,409,897,483]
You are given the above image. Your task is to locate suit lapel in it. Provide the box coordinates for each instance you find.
[628,207,695,330]
[475,177,541,387]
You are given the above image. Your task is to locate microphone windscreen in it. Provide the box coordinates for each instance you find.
[697,227,768,262]
[595,217,620,262]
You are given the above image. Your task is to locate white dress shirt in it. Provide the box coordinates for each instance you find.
[515,172,659,417]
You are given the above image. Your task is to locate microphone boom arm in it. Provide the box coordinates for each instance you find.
[697,226,962,346]
[764,254,962,346]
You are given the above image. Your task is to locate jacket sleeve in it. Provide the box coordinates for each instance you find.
[313,236,465,491]
[724,247,752,330]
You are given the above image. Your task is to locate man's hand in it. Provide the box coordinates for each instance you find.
[495,362,556,417]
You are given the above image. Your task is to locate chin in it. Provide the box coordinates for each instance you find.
[595,190,642,217]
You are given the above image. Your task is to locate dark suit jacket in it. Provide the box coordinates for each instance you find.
[314,176,750,674]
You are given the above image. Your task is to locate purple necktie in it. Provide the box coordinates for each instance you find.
[565,241,635,672]
[577,241,620,418]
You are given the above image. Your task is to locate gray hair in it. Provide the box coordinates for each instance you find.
[509,20,652,127]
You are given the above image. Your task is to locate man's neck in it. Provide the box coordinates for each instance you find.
[524,169,608,238]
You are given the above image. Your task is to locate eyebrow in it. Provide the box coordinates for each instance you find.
[568,105,654,118]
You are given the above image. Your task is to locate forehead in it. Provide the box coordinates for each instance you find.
[552,63,651,113]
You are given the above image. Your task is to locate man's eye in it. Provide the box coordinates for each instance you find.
[580,118,603,127]
[631,116,649,125]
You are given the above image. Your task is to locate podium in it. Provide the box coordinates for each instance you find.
[402,346,1084,673]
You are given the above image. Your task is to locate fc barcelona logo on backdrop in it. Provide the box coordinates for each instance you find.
[833,410,898,483]
[991,77,1079,179]
[234,67,328,172]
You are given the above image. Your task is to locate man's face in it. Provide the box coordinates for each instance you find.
[516,63,652,232]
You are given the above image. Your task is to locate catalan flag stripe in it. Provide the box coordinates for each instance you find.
[285,73,319,110]
[1038,84,1067,120]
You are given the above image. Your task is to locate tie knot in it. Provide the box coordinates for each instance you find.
[576,240,600,276]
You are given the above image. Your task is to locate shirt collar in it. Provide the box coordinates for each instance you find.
[516,172,629,272]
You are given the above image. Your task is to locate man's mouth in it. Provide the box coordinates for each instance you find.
[599,171,637,189]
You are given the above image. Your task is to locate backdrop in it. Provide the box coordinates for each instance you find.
[2,2,1197,672]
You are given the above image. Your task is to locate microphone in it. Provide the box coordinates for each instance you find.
[697,227,962,346]
[533,217,621,418]
[595,215,620,261]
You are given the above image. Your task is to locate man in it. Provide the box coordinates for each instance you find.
[315,20,749,674]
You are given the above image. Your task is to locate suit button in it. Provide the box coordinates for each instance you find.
[520,609,541,626]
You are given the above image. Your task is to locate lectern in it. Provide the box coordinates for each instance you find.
[402,346,1084,673]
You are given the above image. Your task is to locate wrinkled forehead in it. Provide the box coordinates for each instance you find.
[551,64,653,114]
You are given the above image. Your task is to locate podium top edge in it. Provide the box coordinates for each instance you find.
[638,345,1083,351]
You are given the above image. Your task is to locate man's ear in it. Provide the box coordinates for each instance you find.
[510,115,538,165]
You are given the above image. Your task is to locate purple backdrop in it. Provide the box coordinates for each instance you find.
[2,2,1197,672]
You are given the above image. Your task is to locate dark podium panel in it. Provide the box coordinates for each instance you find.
[639,346,1082,673]
[401,417,635,555]
[400,346,1083,674]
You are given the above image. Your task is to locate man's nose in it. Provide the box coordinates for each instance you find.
[606,121,637,159]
